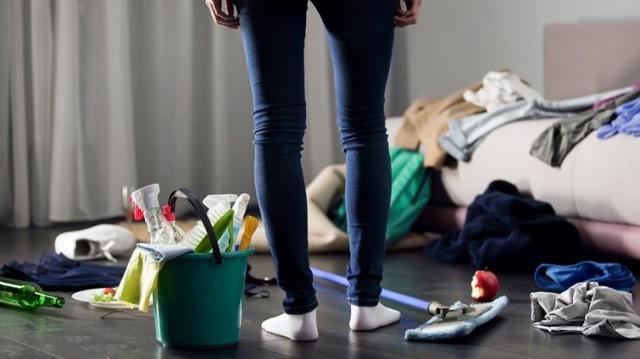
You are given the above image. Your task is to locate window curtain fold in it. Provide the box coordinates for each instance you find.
[0,0,344,228]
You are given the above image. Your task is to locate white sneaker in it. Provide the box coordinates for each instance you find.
[54,224,136,262]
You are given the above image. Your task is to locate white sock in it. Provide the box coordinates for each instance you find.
[349,303,401,331]
[261,309,319,341]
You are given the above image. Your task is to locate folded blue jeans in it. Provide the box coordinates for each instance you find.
[534,261,636,293]
[234,0,395,314]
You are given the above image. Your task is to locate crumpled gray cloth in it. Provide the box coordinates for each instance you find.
[531,282,640,339]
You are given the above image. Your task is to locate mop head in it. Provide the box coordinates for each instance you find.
[404,295,509,341]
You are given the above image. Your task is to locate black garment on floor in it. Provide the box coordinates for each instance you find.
[424,180,582,273]
[244,263,276,298]
[0,253,125,291]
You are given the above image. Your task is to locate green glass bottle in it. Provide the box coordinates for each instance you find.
[0,277,65,309]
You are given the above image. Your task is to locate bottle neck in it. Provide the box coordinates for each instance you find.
[144,207,175,244]
[35,291,65,308]
[143,207,164,230]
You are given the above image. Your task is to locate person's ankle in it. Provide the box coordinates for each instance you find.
[349,302,401,331]
[261,309,319,341]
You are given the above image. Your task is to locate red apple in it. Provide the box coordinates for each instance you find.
[471,270,499,302]
[103,287,116,296]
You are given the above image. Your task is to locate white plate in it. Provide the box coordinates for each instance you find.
[72,288,130,309]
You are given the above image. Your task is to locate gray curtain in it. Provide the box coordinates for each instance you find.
[0,0,350,228]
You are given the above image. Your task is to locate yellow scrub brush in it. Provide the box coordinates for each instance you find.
[237,216,258,251]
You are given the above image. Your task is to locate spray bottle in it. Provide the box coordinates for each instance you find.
[130,184,175,245]
[162,205,185,242]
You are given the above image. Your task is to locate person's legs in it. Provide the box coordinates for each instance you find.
[312,0,399,330]
[234,0,318,340]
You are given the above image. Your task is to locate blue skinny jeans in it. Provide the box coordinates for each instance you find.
[234,0,395,314]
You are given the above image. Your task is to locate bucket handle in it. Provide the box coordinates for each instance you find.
[167,187,223,265]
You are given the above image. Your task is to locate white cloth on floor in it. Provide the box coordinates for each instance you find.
[463,71,543,112]
[54,224,136,262]
[531,282,640,339]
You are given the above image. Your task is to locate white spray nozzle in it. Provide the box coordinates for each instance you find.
[203,194,238,210]
[232,193,250,227]
[130,183,161,212]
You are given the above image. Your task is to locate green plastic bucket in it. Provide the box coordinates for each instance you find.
[152,187,254,349]
[153,249,254,349]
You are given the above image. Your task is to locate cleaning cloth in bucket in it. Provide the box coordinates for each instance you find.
[115,249,162,311]
[404,296,509,341]
[534,261,636,292]
[137,243,193,263]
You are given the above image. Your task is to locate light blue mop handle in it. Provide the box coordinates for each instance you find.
[311,267,438,313]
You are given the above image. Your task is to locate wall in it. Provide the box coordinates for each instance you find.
[388,0,640,114]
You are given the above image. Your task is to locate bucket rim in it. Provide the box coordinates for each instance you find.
[180,248,255,260]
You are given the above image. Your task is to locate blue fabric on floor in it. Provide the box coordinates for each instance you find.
[405,296,509,341]
[424,180,582,273]
[0,253,125,291]
[535,261,636,292]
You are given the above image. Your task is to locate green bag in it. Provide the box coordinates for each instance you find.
[330,147,431,247]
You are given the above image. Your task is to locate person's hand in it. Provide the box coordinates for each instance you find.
[394,0,422,28]
[205,0,239,29]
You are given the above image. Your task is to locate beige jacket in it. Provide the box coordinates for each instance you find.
[394,82,484,168]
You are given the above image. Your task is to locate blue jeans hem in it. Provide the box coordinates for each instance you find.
[283,298,318,315]
[347,297,379,306]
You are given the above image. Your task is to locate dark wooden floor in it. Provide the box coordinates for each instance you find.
[1,224,639,359]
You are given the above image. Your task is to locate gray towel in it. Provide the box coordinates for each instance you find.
[531,282,640,339]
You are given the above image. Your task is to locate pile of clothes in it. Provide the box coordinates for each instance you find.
[395,70,640,168]
[315,72,640,256]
